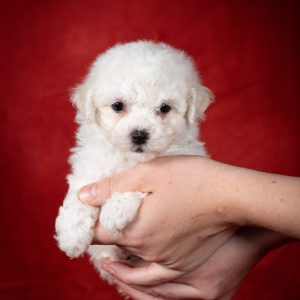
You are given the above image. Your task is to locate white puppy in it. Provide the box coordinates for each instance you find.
[55,41,213,282]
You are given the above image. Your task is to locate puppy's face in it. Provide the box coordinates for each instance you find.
[72,42,212,156]
[96,86,188,155]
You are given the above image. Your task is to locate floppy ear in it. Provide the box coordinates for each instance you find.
[187,84,214,124]
[70,84,95,121]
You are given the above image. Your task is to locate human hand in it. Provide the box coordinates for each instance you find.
[105,228,289,300]
[79,156,237,281]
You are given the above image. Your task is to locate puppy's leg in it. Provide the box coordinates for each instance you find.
[55,189,99,258]
[100,192,147,234]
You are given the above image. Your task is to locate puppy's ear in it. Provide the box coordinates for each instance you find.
[71,84,95,121]
[187,84,214,124]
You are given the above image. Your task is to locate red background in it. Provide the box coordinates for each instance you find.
[2,0,300,299]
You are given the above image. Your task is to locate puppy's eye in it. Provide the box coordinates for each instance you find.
[159,103,171,114]
[111,101,125,112]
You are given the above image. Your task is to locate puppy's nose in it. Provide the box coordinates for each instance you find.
[131,130,149,145]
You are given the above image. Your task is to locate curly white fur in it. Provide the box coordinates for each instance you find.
[55,40,213,283]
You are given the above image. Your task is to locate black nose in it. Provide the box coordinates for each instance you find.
[131,130,149,145]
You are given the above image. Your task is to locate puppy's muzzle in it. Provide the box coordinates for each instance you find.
[130,130,149,145]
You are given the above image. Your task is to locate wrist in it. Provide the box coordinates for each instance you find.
[197,159,246,225]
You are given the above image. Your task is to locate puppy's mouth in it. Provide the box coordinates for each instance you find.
[133,146,145,153]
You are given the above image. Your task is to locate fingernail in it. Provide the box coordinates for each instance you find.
[101,257,111,269]
[78,184,97,203]
[102,261,116,274]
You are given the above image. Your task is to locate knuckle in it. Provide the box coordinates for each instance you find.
[143,252,160,262]
[123,229,145,248]
[121,232,140,248]
[129,239,142,249]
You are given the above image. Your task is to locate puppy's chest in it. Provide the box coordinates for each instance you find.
[75,156,131,180]
[70,146,149,185]
[73,147,201,185]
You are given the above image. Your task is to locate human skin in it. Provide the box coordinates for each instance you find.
[106,228,290,300]
[79,156,300,284]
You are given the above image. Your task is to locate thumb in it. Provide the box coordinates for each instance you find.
[78,177,112,206]
[78,163,152,206]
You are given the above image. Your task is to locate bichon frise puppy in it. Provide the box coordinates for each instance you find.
[55,41,213,281]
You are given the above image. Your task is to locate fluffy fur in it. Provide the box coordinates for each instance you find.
[55,41,213,282]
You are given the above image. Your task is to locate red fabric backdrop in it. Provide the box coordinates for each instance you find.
[2,0,300,299]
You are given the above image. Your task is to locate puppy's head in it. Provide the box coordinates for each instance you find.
[72,41,213,155]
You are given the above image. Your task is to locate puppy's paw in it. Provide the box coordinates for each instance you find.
[55,229,92,258]
[55,205,99,258]
[100,192,147,234]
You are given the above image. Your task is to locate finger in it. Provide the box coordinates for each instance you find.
[103,261,183,285]
[131,282,202,299]
[115,279,166,300]
[78,163,154,206]
[92,220,124,245]
[78,177,111,206]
